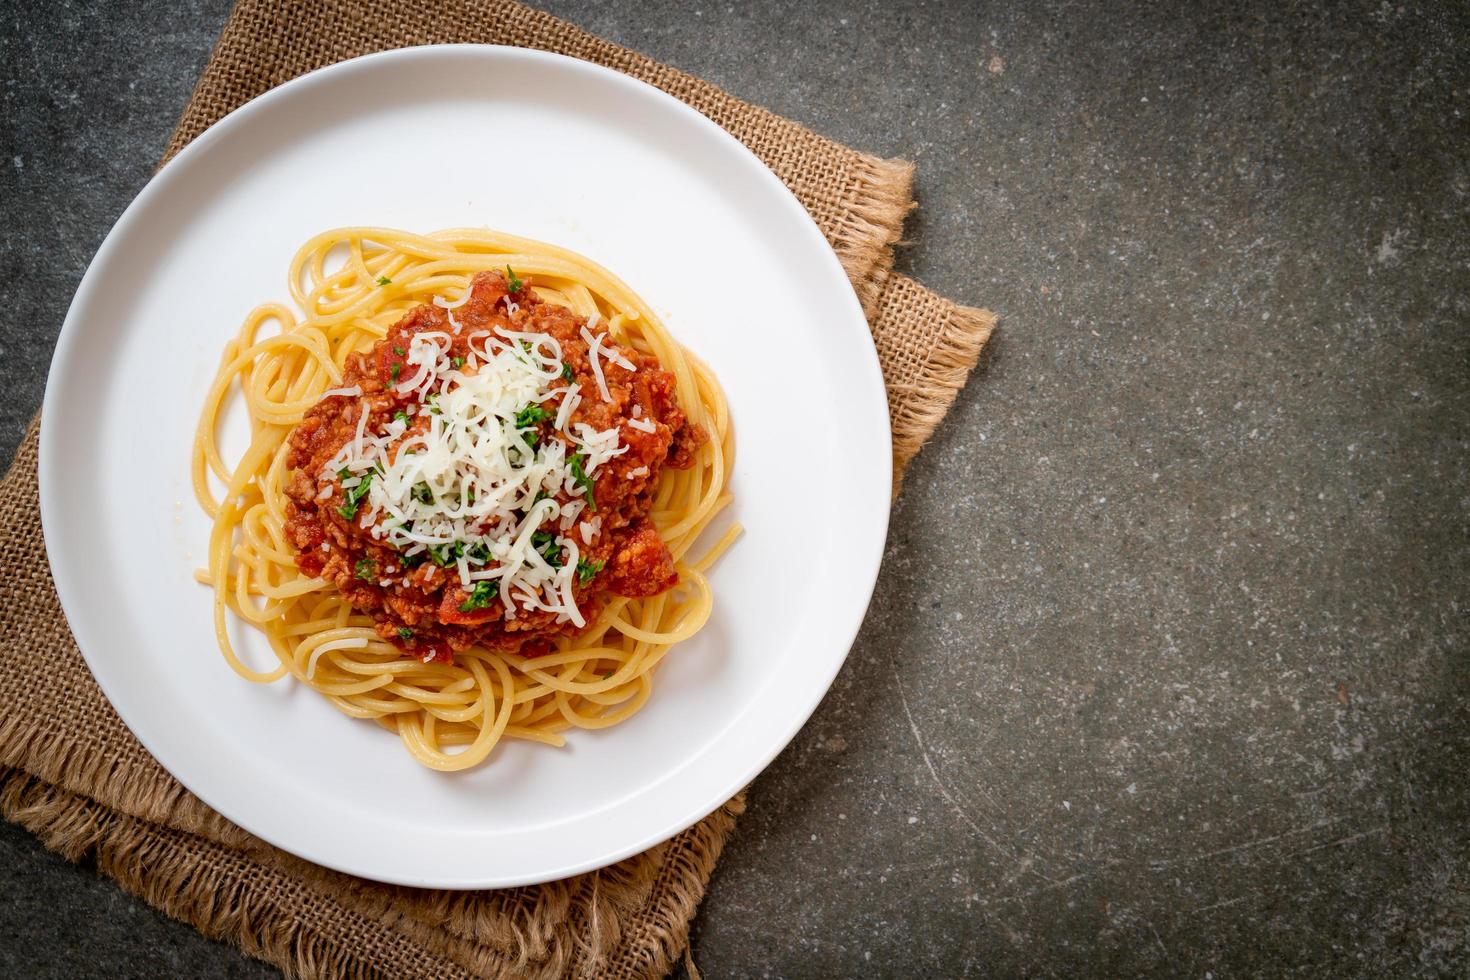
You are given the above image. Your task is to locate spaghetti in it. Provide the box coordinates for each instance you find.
[193,227,735,770]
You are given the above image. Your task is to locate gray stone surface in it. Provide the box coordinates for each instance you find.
[2,0,1467,976]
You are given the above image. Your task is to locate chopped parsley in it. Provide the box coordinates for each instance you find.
[354,558,376,581]
[452,356,465,369]
[396,626,413,640]
[568,452,596,511]
[576,557,604,585]
[561,362,575,382]
[392,345,405,356]
[505,264,523,293]
[458,580,499,612]
[428,540,465,567]
[399,551,425,569]
[393,410,411,425]
[531,530,564,568]
[514,403,552,448]
[389,363,401,384]
[515,404,552,429]
[466,541,492,564]
[376,276,392,287]
[411,481,434,504]
[337,471,373,521]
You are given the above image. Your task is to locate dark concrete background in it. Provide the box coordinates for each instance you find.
[2,0,1467,976]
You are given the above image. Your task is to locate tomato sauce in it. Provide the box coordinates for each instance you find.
[282,271,705,661]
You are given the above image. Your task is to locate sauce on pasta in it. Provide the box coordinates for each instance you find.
[193,227,736,770]
[282,269,706,661]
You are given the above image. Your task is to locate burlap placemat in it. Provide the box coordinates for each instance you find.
[0,2,995,977]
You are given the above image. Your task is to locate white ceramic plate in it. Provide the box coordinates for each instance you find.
[40,45,890,888]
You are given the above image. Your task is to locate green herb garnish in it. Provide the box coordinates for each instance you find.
[376,276,392,287]
[531,530,564,568]
[515,404,552,429]
[411,481,434,505]
[393,410,411,425]
[389,363,401,384]
[397,626,413,639]
[354,558,376,581]
[506,264,523,293]
[428,541,465,567]
[560,362,575,382]
[576,558,604,585]
[458,580,499,612]
[337,471,374,521]
[514,403,551,449]
[452,356,465,369]
[392,345,405,356]
[466,541,492,564]
[568,453,596,511]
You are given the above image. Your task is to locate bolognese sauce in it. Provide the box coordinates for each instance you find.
[282,270,706,662]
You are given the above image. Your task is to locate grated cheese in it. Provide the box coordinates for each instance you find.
[321,385,363,399]
[555,383,582,431]
[580,325,612,402]
[433,288,472,310]
[321,306,627,624]
[602,344,635,372]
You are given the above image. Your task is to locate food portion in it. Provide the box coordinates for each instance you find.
[195,226,734,770]
[281,270,705,661]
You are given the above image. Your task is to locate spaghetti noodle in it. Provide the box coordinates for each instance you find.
[192,227,734,770]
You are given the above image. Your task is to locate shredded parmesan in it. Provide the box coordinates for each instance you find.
[320,385,363,399]
[602,344,635,372]
[580,325,612,401]
[320,303,630,624]
[433,288,472,310]
[555,383,582,431]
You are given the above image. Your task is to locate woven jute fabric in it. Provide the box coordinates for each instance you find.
[0,2,994,977]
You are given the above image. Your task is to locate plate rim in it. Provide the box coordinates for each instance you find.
[38,43,892,888]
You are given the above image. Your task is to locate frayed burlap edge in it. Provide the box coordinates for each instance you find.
[834,157,916,318]
[891,302,996,489]
[0,770,403,980]
[0,664,251,850]
[0,765,748,980]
